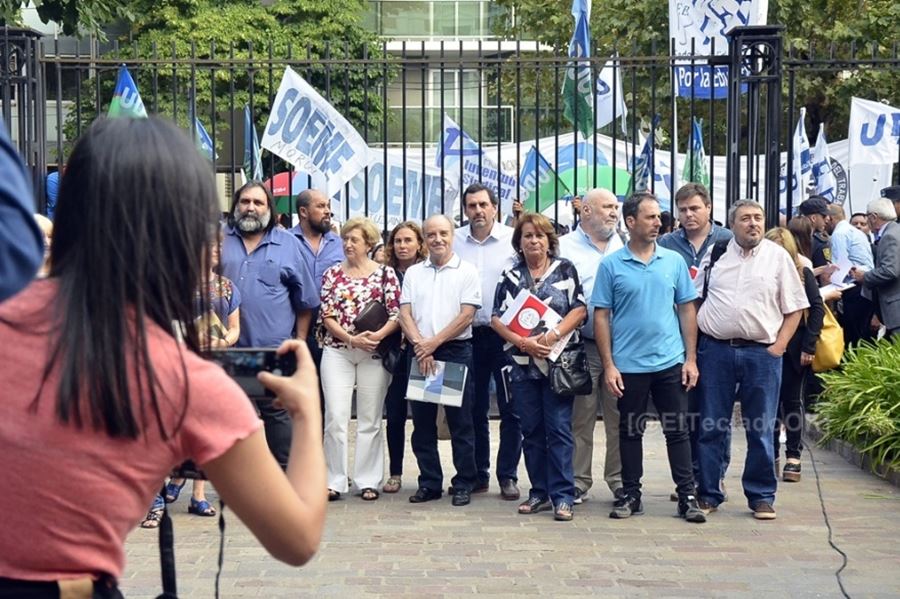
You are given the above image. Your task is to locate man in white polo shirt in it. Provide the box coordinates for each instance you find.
[454,183,522,501]
[400,214,482,507]
[695,200,809,521]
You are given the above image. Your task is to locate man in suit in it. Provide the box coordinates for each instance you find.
[850,198,900,339]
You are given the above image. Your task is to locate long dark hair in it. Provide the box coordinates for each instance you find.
[45,117,218,439]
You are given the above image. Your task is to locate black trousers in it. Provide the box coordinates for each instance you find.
[776,359,807,459]
[383,345,412,477]
[618,363,694,500]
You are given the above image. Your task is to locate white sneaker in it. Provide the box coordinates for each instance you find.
[573,488,589,505]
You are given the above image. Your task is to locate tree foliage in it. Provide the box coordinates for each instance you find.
[0,0,134,38]
[60,0,390,162]
[493,0,900,149]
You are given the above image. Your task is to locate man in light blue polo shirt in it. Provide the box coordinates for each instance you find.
[220,181,320,468]
[593,192,705,524]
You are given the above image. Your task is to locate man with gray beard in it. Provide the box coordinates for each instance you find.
[220,181,319,468]
[558,188,625,504]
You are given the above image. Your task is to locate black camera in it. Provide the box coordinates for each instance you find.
[169,348,298,480]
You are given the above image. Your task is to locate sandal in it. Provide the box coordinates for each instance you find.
[382,477,402,494]
[140,509,163,529]
[361,488,379,501]
[328,489,342,502]
[518,496,551,515]
[188,497,217,517]
[164,480,186,504]
[554,501,574,522]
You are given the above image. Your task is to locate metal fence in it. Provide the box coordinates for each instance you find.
[2,27,898,227]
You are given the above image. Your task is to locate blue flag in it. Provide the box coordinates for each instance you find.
[243,105,263,181]
[107,65,147,119]
[630,115,661,194]
[563,0,594,139]
[682,117,709,187]
[193,118,216,161]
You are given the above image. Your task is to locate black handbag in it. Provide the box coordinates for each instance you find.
[549,343,593,396]
[351,266,402,373]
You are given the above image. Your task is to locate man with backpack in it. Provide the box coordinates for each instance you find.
[659,183,732,501]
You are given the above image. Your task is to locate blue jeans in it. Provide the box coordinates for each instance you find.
[697,337,781,508]
[471,327,521,484]
[409,340,477,492]
[688,387,732,484]
[511,376,575,506]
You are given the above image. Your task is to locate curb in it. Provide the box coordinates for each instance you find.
[805,413,900,488]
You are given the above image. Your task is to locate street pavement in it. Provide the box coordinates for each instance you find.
[122,420,900,598]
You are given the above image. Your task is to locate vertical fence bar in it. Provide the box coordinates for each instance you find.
[458,40,464,224]
[708,38,715,208]
[171,41,177,121]
[786,43,795,218]
[534,50,541,213]
[650,39,658,195]
[553,52,560,225]
[363,43,371,222]
[210,41,217,180]
[401,41,407,221]
[611,49,618,196]
[382,40,389,229]
[440,40,446,214]
[496,40,502,222]
[228,42,236,194]
[422,43,427,222]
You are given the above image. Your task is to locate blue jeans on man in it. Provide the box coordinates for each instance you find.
[409,340,478,493]
[510,377,575,507]
[696,336,781,508]
[471,326,521,486]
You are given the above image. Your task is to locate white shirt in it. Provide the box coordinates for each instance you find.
[453,222,517,327]
[400,252,482,340]
[698,239,810,344]
[558,225,624,338]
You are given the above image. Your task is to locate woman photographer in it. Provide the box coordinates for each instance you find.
[0,117,326,598]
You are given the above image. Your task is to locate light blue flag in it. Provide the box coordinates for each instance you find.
[811,123,836,202]
[563,0,594,139]
[243,105,263,181]
[629,115,661,194]
[107,65,147,119]
[193,118,217,161]
[780,107,812,206]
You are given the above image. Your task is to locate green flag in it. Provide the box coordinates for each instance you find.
[682,117,709,187]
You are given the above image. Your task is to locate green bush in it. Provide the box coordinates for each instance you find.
[817,337,900,471]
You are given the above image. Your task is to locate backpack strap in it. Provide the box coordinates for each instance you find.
[701,239,731,303]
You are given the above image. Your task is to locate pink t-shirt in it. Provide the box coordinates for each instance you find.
[0,280,263,581]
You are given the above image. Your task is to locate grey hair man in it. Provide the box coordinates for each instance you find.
[850,198,900,338]
[558,188,624,504]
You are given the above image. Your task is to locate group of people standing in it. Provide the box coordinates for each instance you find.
[211,170,899,525]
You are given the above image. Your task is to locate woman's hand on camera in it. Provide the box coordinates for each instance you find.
[258,340,320,420]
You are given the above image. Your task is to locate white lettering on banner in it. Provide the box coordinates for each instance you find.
[262,67,368,197]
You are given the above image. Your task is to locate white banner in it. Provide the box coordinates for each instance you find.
[848,97,900,167]
[669,0,768,99]
[261,67,369,198]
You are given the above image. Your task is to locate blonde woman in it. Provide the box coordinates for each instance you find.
[318,218,401,501]
[765,227,825,483]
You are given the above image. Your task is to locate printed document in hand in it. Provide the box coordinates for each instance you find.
[407,360,468,407]
[498,288,572,361]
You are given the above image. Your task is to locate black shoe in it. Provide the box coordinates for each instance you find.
[451,489,471,506]
[678,495,707,523]
[783,460,801,482]
[499,479,520,500]
[573,488,588,505]
[450,482,489,494]
[609,494,643,519]
[409,487,442,503]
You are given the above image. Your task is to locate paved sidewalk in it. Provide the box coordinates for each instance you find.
[122,421,900,598]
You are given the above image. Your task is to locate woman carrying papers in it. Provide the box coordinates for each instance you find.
[491,213,587,522]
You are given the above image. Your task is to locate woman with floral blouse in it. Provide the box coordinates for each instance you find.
[318,218,401,501]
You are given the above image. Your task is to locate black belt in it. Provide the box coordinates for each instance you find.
[706,335,767,348]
